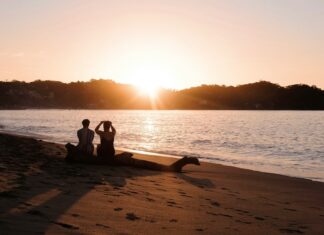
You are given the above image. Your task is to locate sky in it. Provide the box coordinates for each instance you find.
[0,0,323,89]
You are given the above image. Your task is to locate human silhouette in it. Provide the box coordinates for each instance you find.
[66,120,200,172]
[78,119,95,155]
[95,121,116,162]
[65,119,94,157]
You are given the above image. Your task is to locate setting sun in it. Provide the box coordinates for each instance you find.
[136,82,159,98]
[121,62,169,98]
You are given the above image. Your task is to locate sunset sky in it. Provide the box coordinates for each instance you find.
[1,0,323,89]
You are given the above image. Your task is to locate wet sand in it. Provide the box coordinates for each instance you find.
[0,133,324,234]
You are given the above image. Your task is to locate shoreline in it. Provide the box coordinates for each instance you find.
[1,132,324,234]
[0,129,184,159]
[0,129,323,183]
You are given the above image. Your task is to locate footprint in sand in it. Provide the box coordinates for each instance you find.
[309,206,321,211]
[126,213,140,221]
[204,189,214,192]
[178,191,193,198]
[284,208,297,212]
[145,218,156,223]
[52,221,79,230]
[27,209,46,218]
[157,188,167,192]
[235,219,252,225]
[96,223,110,229]
[146,197,155,202]
[167,201,177,207]
[234,209,249,214]
[195,228,204,232]
[114,208,123,211]
[236,197,247,201]
[207,212,232,218]
[279,228,304,234]
[264,202,276,207]
[128,191,138,195]
[211,201,221,207]
[22,202,33,207]
[120,191,131,196]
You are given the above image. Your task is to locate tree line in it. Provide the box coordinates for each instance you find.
[0,79,323,110]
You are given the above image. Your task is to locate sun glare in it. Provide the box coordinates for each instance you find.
[136,83,159,98]
[121,63,170,99]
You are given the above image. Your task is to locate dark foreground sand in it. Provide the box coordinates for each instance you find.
[0,133,324,235]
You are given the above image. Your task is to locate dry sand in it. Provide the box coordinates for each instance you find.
[0,133,324,235]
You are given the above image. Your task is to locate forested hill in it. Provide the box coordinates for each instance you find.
[0,79,323,110]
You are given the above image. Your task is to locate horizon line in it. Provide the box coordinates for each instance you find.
[1,78,323,91]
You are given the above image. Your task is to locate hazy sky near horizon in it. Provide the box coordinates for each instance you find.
[0,0,323,89]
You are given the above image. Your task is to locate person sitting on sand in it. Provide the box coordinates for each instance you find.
[77,119,95,155]
[91,120,201,172]
[65,120,200,172]
[95,120,116,162]
[65,119,94,161]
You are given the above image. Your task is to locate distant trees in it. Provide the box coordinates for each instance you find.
[0,79,323,110]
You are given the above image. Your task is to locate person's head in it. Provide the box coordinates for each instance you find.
[82,119,90,128]
[103,121,112,132]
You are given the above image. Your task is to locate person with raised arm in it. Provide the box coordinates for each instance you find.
[95,120,116,163]
[93,120,200,172]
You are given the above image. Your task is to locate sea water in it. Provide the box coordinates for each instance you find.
[0,110,323,182]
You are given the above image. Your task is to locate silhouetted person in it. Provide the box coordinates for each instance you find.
[65,119,94,160]
[77,119,95,155]
[95,121,115,162]
[92,120,200,172]
[66,120,200,172]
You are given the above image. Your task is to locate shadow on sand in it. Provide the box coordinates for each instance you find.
[0,134,207,233]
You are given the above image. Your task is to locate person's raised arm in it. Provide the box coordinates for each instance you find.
[95,121,104,135]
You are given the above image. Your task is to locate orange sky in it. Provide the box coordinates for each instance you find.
[0,0,323,89]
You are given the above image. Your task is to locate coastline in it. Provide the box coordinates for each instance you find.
[1,129,323,183]
[1,132,324,234]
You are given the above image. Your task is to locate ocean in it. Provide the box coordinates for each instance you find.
[0,110,323,182]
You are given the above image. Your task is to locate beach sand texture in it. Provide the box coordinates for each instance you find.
[0,133,324,234]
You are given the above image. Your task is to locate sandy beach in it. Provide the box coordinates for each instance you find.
[0,133,324,235]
